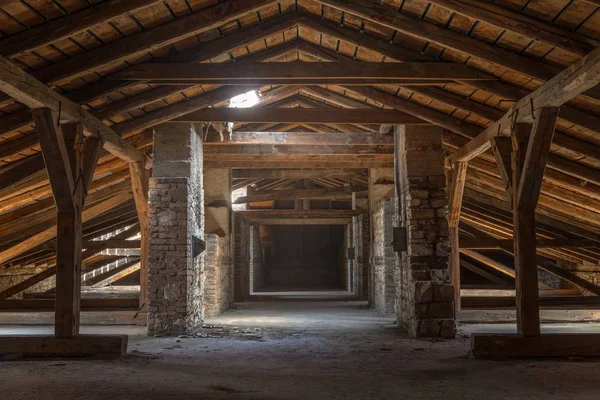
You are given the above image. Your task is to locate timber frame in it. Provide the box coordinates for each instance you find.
[0,0,598,357]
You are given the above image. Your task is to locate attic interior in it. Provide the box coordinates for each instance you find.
[1,0,600,398]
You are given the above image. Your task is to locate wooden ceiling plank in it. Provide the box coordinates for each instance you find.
[0,0,164,58]
[30,0,280,86]
[425,0,598,56]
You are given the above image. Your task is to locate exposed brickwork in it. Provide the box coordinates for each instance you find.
[203,234,231,317]
[372,200,396,316]
[233,214,250,301]
[147,178,203,335]
[353,214,370,300]
[574,271,600,295]
[395,125,455,338]
[343,224,353,292]
[0,274,54,299]
[147,124,204,336]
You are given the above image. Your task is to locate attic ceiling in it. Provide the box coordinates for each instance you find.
[0,0,598,274]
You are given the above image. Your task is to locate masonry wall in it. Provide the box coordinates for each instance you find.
[234,214,250,301]
[147,124,204,335]
[353,214,370,300]
[203,233,231,317]
[395,125,455,338]
[372,200,396,316]
[0,273,54,299]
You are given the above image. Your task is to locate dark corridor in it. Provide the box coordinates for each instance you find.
[253,225,346,292]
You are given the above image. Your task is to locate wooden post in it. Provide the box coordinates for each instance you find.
[512,107,558,336]
[33,109,101,338]
[447,161,467,313]
[129,162,150,309]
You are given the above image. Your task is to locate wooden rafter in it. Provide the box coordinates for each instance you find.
[0,56,149,166]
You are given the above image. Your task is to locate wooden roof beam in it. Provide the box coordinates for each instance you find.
[448,44,600,163]
[300,11,600,136]
[112,62,494,83]
[172,108,428,124]
[0,56,149,166]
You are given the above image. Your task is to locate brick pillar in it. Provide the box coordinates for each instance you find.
[372,200,396,316]
[203,168,233,317]
[394,125,455,338]
[147,123,204,335]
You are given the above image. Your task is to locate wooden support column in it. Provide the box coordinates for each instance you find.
[129,162,150,310]
[447,161,467,313]
[33,109,101,338]
[512,108,558,337]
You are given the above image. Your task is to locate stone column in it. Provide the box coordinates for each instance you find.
[394,125,455,338]
[147,123,204,335]
[203,168,233,317]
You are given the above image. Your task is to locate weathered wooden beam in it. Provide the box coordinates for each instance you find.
[32,109,76,213]
[449,44,600,163]
[173,108,426,124]
[347,86,481,138]
[206,131,393,145]
[318,0,564,83]
[490,136,513,202]
[0,190,131,266]
[233,169,366,179]
[448,161,468,311]
[512,122,539,336]
[0,55,148,166]
[112,85,296,136]
[0,0,163,58]
[91,263,141,289]
[460,260,513,286]
[248,218,352,225]
[128,161,149,309]
[234,185,365,204]
[205,144,392,155]
[236,210,360,218]
[460,238,600,250]
[516,108,558,211]
[82,240,141,250]
[471,333,600,358]
[112,62,495,82]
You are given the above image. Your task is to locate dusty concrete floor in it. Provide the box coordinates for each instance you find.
[1,301,600,399]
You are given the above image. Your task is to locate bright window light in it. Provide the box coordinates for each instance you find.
[229,90,260,108]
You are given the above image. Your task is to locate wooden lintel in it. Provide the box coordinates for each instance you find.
[206,131,393,145]
[172,108,427,124]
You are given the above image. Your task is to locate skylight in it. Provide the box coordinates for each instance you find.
[229,90,260,108]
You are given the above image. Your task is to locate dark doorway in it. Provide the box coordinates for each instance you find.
[253,225,345,292]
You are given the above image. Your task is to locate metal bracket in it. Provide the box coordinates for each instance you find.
[393,226,408,253]
[192,235,206,259]
[347,247,356,260]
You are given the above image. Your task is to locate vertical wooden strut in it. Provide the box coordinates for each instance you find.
[511,107,558,337]
[447,161,468,313]
[129,162,150,309]
[33,109,101,338]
